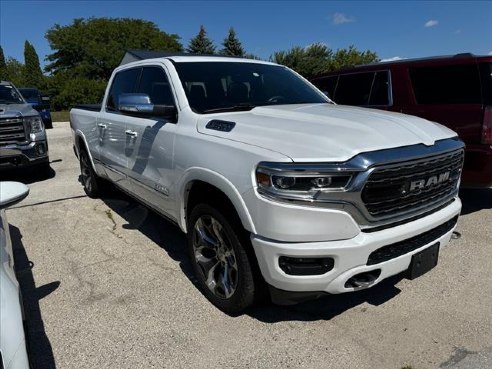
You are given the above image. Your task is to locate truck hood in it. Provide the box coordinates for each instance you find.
[196,104,458,162]
[0,103,39,117]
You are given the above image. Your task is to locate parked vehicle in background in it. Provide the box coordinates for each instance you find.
[0,81,50,174]
[18,88,53,129]
[311,53,492,188]
[0,181,30,369]
[71,55,463,313]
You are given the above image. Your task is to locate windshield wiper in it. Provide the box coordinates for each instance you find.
[201,104,256,114]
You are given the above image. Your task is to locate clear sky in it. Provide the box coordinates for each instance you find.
[1,0,491,68]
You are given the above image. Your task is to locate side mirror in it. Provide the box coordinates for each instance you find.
[0,182,29,210]
[118,93,177,122]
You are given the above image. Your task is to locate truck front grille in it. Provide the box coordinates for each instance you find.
[361,149,464,218]
[0,117,26,144]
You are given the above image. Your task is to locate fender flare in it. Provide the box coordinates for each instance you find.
[177,167,256,234]
[73,130,98,173]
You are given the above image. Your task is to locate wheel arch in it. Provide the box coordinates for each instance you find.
[74,130,97,172]
[178,168,256,235]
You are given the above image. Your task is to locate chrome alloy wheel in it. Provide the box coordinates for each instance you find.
[192,215,239,299]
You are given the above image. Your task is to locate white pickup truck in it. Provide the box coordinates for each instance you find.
[70,55,464,313]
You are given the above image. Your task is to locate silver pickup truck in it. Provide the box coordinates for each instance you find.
[0,81,49,173]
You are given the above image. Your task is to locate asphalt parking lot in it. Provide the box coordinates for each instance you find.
[4,122,492,369]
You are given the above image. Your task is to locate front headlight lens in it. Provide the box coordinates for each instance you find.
[256,163,354,201]
[24,115,44,134]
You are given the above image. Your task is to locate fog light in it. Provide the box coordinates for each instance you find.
[36,143,45,155]
[279,256,334,276]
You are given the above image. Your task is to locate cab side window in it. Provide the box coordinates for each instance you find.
[135,66,175,106]
[313,76,338,99]
[106,68,141,111]
[335,73,373,105]
[331,71,391,106]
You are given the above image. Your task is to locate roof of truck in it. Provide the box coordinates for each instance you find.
[120,49,274,66]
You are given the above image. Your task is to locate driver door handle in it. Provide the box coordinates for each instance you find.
[97,123,107,129]
[125,129,138,137]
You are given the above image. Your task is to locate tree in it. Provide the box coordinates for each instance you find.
[271,43,378,79]
[187,25,215,54]
[331,45,379,71]
[23,41,44,87]
[5,57,24,86]
[45,17,183,81]
[220,27,245,57]
[0,46,7,80]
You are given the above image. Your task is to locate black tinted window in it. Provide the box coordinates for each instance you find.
[410,64,481,104]
[135,67,175,105]
[369,71,390,105]
[313,76,338,99]
[335,73,373,105]
[480,62,492,105]
[106,68,140,110]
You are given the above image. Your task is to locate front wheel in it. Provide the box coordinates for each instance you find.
[187,203,257,314]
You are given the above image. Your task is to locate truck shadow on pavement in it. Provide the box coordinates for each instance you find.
[100,190,195,281]
[249,275,403,322]
[459,188,492,215]
[10,225,58,369]
[1,165,56,184]
[99,188,405,322]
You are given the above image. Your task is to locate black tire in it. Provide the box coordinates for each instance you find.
[79,148,102,198]
[187,203,257,314]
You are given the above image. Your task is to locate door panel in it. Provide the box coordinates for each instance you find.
[126,65,178,219]
[98,67,141,190]
[97,111,129,188]
[125,117,177,217]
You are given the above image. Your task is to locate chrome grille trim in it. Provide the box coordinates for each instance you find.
[362,150,464,217]
[0,116,27,144]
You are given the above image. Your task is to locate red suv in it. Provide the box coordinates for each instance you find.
[311,54,492,188]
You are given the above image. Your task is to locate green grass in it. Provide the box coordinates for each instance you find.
[51,110,70,122]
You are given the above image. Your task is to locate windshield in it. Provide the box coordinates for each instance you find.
[174,61,328,114]
[0,84,24,104]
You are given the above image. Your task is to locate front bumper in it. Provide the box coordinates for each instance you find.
[252,197,461,294]
[0,141,49,170]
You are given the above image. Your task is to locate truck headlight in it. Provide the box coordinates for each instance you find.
[256,162,354,201]
[24,115,44,134]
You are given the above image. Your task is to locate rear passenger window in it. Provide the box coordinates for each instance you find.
[335,73,373,105]
[333,71,391,106]
[369,71,390,106]
[410,64,481,104]
[106,68,141,111]
[313,76,338,99]
[136,67,175,105]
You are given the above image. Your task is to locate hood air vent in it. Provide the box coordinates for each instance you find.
[206,120,236,132]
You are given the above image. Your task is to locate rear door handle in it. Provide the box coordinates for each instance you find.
[97,123,107,129]
[125,129,138,137]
